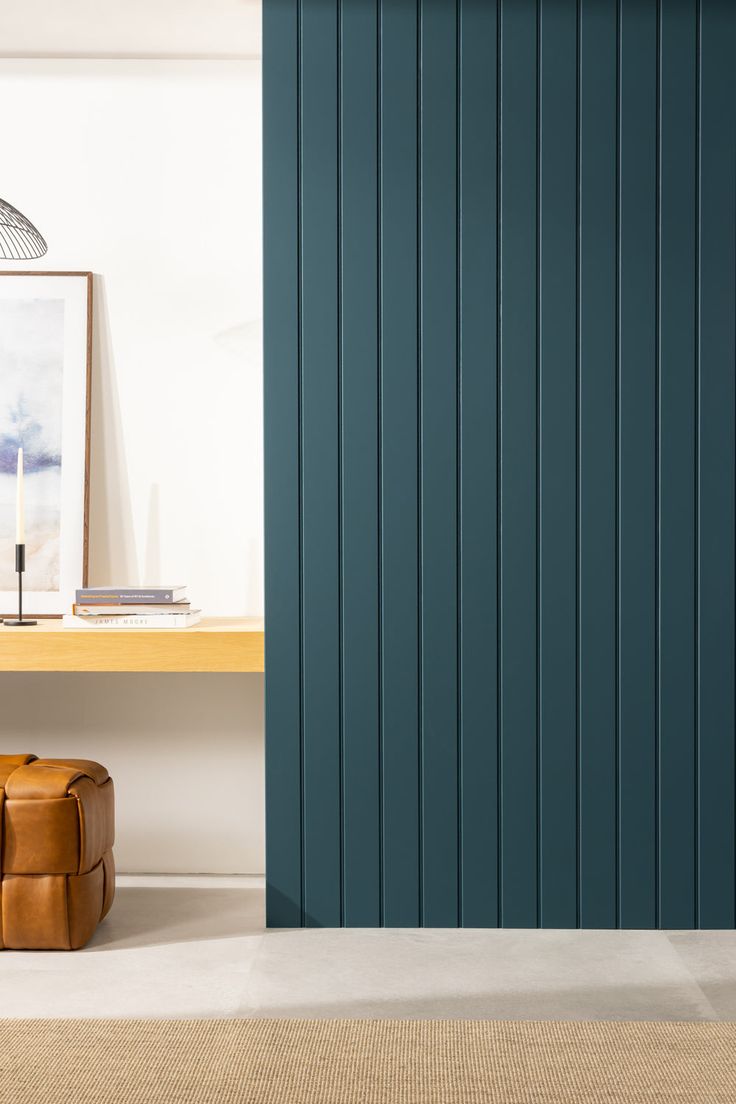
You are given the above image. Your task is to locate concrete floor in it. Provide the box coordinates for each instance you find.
[1,876,734,1020]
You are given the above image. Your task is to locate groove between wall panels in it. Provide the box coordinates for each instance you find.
[376,0,384,928]
[494,0,503,929]
[654,0,663,928]
[693,0,701,932]
[614,0,620,931]
[416,0,424,928]
[535,0,542,932]
[574,0,581,930]
[336,0,344,929]
[455,0,463,928]
[296,0,305,930]
[496,0,504,929]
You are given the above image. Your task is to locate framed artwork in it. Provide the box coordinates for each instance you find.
[0,272,92,617]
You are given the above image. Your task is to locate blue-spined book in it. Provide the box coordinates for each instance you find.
[75,586,187,604]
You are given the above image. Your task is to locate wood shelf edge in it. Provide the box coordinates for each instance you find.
[0,616,265,673]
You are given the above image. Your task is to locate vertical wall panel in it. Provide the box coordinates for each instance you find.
[658,0,697,930]
[577,0,617,929]
[617,0,657,930]
[340,0,380,927]
[300,0,341,927]
[264,0,302,928]
[419,0,459,928]
[538,0,578,930]
[379,0,421,928]
[265,0,736,930]
[458,0,499,929]
[499,0,538,928]
[697,0,736,930]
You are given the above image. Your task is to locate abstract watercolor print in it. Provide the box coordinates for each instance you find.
[0,298,64,592]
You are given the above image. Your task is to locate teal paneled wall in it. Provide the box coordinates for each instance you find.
[264,0,736,928]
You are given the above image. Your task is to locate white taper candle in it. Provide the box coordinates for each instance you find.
[15,447,24,544]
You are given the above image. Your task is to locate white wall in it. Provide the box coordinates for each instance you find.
[0,59,264,873]
[2,674,264,874]
[0,0,260,59]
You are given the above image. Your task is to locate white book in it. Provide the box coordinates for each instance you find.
[74,602,191,616]
[63,611,202,629]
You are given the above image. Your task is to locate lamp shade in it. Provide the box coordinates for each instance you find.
[0,198,47,260]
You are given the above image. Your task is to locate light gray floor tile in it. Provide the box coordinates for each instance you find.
[666,931,736,1019]
[240,927,718,1021]
[0,959,256,1019]
[0,881,730,1021]
[0,884,264,1018]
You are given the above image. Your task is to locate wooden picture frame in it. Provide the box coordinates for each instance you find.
[0,271,92,617]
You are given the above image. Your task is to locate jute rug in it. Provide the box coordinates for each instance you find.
[0,1018,734,1104]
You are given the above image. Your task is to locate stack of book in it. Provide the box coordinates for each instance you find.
[63,586,202,629]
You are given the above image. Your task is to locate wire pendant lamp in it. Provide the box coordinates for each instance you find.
[0,197,47,260]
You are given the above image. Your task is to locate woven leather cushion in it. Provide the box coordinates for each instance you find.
[0,851,115,950]
[0,755,115,950]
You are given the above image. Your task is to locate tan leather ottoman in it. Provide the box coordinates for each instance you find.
[0,755,115,950]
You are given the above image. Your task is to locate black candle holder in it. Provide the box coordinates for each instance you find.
[3,544,37,626]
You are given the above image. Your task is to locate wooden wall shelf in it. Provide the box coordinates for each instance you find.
[0,617,264,673]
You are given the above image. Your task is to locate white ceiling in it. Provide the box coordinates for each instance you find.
[0,0,261,59]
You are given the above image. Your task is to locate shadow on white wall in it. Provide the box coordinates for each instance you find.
[89,274,139,585]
